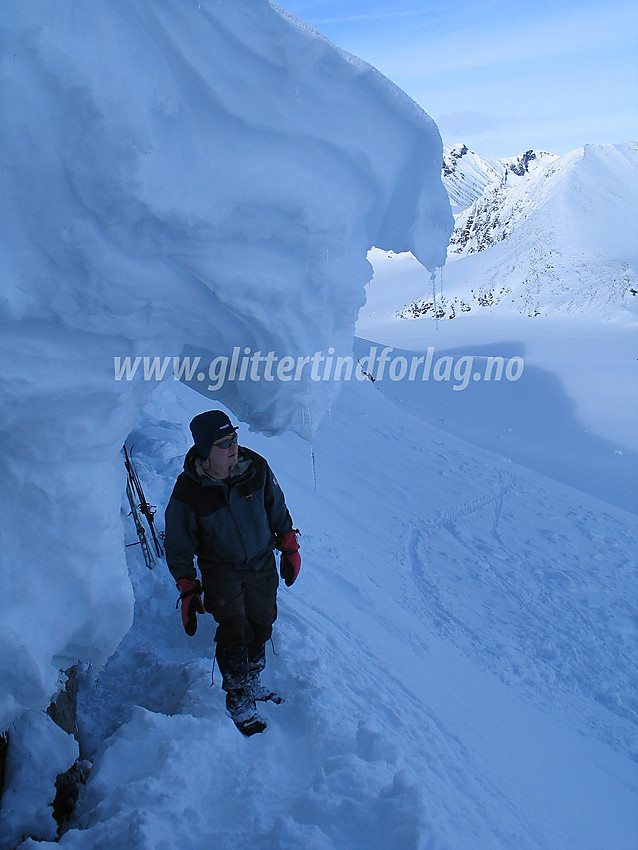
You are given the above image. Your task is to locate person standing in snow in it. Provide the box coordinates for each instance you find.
[164,410,300,736]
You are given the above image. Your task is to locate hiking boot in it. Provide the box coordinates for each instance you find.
[249,672,284,704]
[246,641,283,704]
[225,688,266,736]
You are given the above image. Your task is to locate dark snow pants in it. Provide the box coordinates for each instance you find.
[200,554,278,691]
[200,553,278,645]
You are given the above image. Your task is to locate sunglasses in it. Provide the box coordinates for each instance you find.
[213,433,238,449]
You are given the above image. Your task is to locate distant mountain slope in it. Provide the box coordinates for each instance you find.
[442,144,505,212]
[442,143,557,214]
[402,141,638,319]
[446,147,558,256]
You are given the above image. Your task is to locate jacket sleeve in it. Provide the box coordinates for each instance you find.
[164,487,199,582]
[263,463,293,537]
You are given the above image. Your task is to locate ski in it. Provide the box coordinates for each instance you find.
[123,445,164,560]
[125,475,155,569]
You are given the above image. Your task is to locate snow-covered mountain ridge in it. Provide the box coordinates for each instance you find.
[397,140,638,319]
[442,143,557,214]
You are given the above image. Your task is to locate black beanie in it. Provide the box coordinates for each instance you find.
[189,410,237,457]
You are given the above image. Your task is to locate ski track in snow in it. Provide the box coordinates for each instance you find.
[407,466,638,755]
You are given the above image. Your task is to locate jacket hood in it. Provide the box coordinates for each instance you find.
[183,445,203,480]
[182,444,252,484]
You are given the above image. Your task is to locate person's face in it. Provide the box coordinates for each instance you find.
[207,431,238,466]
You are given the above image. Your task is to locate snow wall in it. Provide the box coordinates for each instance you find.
[0,0,452,733]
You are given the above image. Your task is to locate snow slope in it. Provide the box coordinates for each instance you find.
[358,140,638,510]
[10,376,637,849]
[351,317,638,514]
[0,0,451,744]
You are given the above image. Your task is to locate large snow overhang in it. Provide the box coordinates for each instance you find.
[0,0,452,729]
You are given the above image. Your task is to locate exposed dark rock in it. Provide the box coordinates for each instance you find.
[442,143,469,176]
[508,150,537,176]
[52,760,89,835]
[46,665,88,834]
[47,666,79,737]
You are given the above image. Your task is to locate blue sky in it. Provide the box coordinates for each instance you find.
[281,0,638,157]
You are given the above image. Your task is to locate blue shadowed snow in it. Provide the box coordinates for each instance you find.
[354,336,638,513]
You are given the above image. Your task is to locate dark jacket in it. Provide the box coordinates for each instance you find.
[164,445,293,581]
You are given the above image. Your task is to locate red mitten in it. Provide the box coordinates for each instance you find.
[175,577,205,636]
[276,530,301,587]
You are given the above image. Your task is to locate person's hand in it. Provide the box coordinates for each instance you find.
[175,577,205,636]
[276,530,301,586]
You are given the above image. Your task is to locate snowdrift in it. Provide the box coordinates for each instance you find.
[0,0,452,740]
